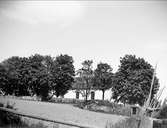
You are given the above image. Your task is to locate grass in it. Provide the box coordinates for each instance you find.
[0,122,49,128]
[0,102,21,127]
[74,100,131,116]
[105,117,140,128]
[3,95,131,116]
[0,102,56,128]
[0,96,128,128]
[105,115,152,128]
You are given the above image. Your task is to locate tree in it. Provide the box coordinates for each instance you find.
[51,54,75,97]
[0,64,8,94]
[94,63,113,100]
[1,57,20,95]
[0,54,55,99]
[75,60,94,103]
[0,56,31,96]
[14,57,32,96]
[28,54,53,100]
[0,54,75,100]
[112,55,159,106]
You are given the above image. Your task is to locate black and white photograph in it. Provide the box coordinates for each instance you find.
[0,0,167,128]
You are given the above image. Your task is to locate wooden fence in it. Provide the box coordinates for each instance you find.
[0,107,94,128]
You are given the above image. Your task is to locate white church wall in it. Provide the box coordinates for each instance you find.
[64,89,112,100]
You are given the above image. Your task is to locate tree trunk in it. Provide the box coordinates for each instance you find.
[85,89,88,104]
[102,90,105,100]
[56,92,59,98]
[85,79,89,105]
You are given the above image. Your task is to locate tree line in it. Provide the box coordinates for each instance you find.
[0,54,75,101]
[0,54,159,106]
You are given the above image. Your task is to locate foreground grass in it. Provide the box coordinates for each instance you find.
[106,117,140,128]
[105,114,153,128]
[0,122,49,128]
[0,102,58,128]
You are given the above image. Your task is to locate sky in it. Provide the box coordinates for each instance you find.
[0,1,167,99]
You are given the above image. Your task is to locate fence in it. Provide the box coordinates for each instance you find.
[0,107,94,128]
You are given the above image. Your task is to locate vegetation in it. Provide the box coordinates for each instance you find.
[0,102,22,127]
[0,102,56,128]
[106,115,152,128]
[20,122,49,128]
[153,103,167,119]
[94,63,113,100]
[75,100,131,116]
[51,54,75,97]
[112,55,159,106]
[0,54,75,101]
[75,60,94,103]
[0,53,160,106]
[106,117,140,128]
[28,54,53,101]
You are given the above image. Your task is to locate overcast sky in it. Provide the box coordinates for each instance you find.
[0,1,167,98]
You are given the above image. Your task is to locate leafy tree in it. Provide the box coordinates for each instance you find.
[51,54,75,97]
[0,64,8,94]
[75,60,94,103]
[0,56,31,96]
[28,54,53,100]
[112,55,159,106]
[0,55,54,98]
[1,57,19,95]
[15,57,32,96]
[94,63,113,100]
[0,54,75,100]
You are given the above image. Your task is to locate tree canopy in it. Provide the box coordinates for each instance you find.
[0,56,31,96]
[0,54,75,100]
[112,55,159,106]
[94,62,113,100]
[0,54,160,104]
[75,60,94,102]
[27,54,53,100]
[51,54,75,97]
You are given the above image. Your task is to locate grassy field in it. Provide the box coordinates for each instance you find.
[0,96,125,128]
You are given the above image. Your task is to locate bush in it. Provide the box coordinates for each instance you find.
[153,104,167,119]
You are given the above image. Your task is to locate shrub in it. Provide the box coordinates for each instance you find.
[153,104,167,119]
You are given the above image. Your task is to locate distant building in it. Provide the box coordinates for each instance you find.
[64,89,111,100]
